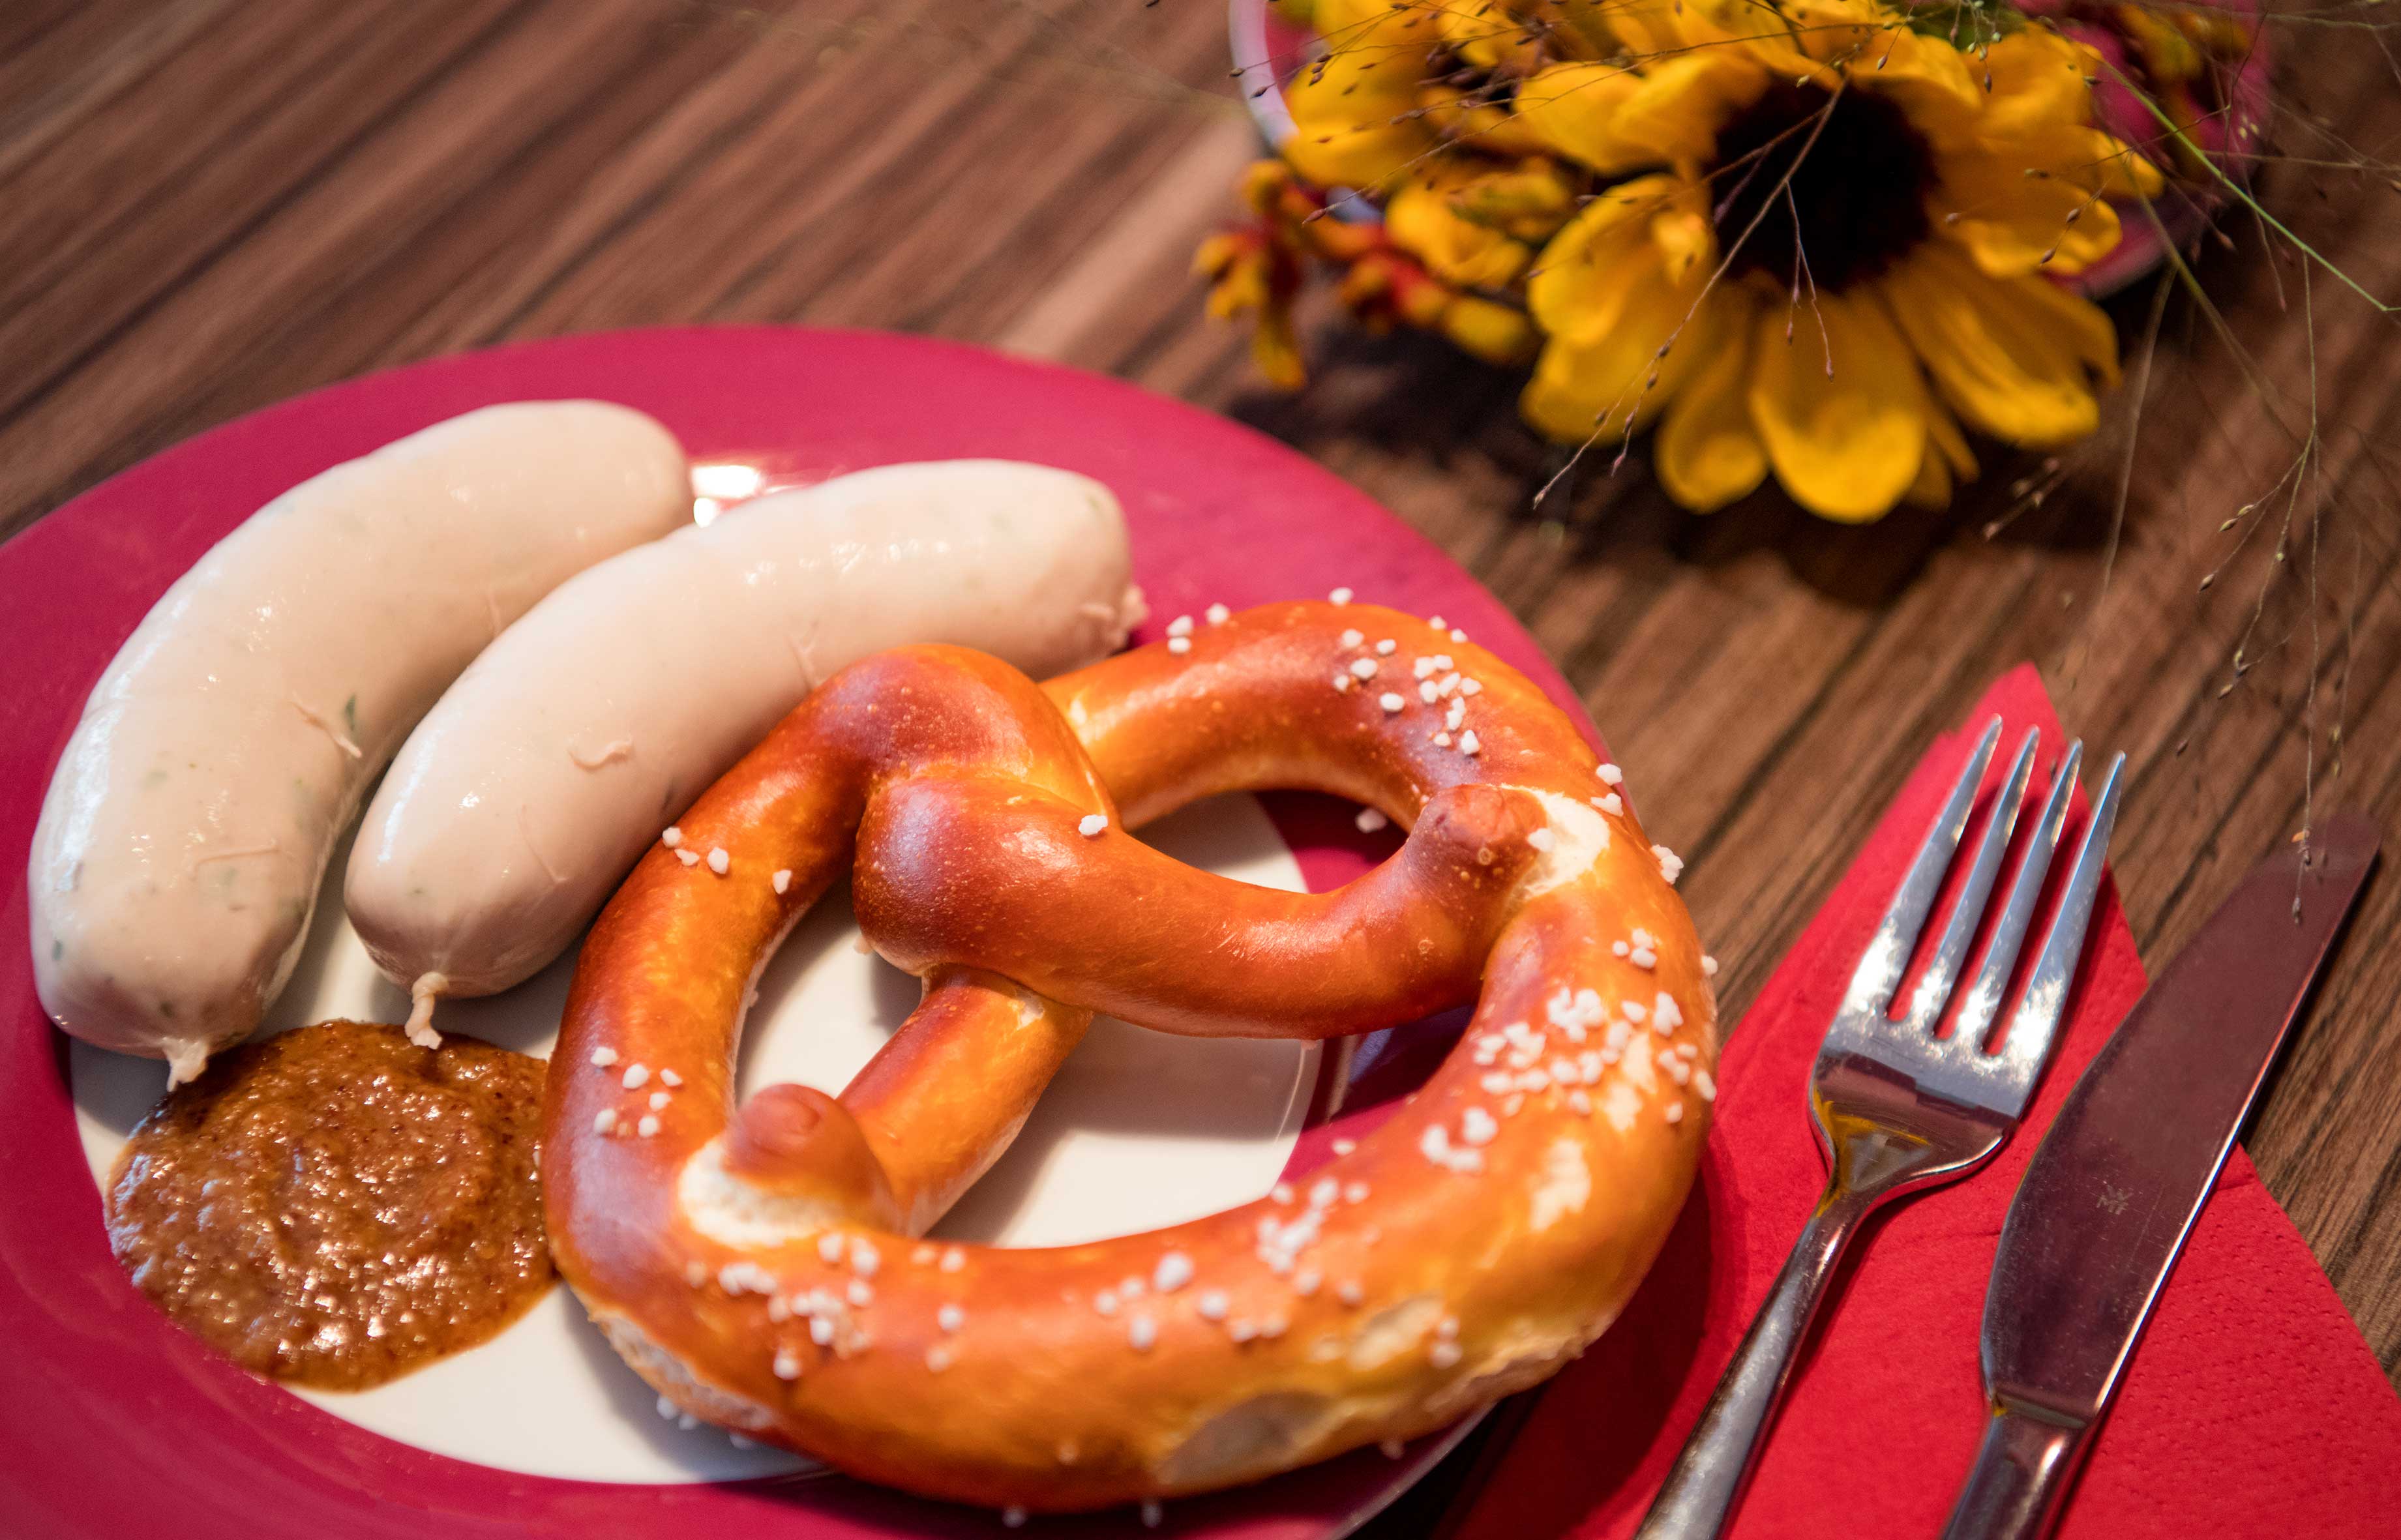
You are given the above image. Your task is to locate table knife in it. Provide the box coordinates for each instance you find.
[1941,810,2380,1540]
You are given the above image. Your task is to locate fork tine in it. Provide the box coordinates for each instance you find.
[1949,740,2083,1054]
[1842,716,2001,1020]
[1900,728,2039,1037]
[1990,750,2126,1097]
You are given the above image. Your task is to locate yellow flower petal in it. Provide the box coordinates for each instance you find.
[1976,28,2100,141]
[1281,1,1440,191]
[1860,29,1984,149]
[1449,158,1579,243]
[1656,293,1768,512]
[1527,174,1699,343]
[1904,435,1954,509]
[1521,252,1707,442]
[1933,145,2126,276]
[1879,244,2108,446]
[1610,53,1771,168]
[1442,294,1540,366]
[1746,288,1928,522]
[1387,176,1533,290]
[1925,392,1978,480]
[1514,63,1651,175]
[1418,84,1550,160]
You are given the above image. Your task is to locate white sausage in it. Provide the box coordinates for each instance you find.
[29,402,691,1081]
[346,460,1142,1020]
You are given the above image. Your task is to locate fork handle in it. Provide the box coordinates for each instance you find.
[1938,1403,2089,1540]
[1632,1182,1877,1540]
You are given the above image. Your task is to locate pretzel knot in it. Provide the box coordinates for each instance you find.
[548,602,1715,1512]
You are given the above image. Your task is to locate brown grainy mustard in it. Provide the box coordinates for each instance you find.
[105,1020,552,1389]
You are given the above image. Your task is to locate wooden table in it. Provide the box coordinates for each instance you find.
[7,0,2396,1488]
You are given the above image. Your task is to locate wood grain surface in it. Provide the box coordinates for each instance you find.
[5,0,2396,1458]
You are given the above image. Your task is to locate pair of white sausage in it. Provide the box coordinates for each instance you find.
[33,401,1140,1081]
[30,402,690,1082]
[347,458,1141,1024]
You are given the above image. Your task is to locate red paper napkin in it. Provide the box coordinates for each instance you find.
[1449,664,2401,1540]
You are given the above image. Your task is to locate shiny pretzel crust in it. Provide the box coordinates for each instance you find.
[545,602,1715,1512]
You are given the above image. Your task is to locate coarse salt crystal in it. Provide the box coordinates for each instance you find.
[1154,1253,1194,1292]
[593,1108,618,1134]
[1329,587,1354,605]
[1350,657,1378,680]
[1597,763,1624,785]
[649,1091,670,1110]
[1702,955,1720,976]
[1333,672,1354,693]
[1380,692,1405,713]
[1079,814,1109,837]
[1459,731,1481,756]
[1197,1290,1230,1320]
[590,1046,619,1067]
[675,848,700,866]
[1339,628,1365,648]
[1665,1103,1686,1125]
[707,848,730,875]
[622,1063,650,1089]
[1128,1316,1158,1350]
[636,1115,660,1137]
[661,826,683,848]
[817,1233,845,1264]
[1167,636,1191,655]
[1527,827,1555,853]
[1167,615,1194,636]
[660,1068,682,1087]
[938,1304,965,1333]
[1655,844,1684,883]
[1207,602,1230,624]
[1355,807,1389,833]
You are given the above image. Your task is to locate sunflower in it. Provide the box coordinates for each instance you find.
[1506,0,2164,519]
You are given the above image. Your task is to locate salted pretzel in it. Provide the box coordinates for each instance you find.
[546,600,1716,1514]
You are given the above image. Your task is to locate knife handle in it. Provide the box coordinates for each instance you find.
[1939,1402,2090,1540]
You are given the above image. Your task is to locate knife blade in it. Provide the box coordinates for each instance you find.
[1941,810,2380,1540]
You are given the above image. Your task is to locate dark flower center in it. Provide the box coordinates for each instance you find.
[1708,83,1935,292]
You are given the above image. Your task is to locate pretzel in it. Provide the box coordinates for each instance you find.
[546,601,1716,1515]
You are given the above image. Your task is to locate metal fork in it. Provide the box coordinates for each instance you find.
[1633,717,2126,1540]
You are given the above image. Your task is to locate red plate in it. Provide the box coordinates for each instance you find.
[0,328,1604,1539]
